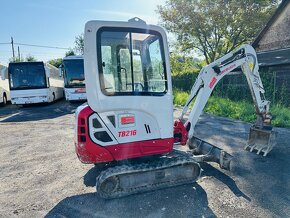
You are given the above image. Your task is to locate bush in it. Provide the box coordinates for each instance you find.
[173,89,290,128]
[172,72,198,91]
[173,90,190,106]
[271,105,290,128]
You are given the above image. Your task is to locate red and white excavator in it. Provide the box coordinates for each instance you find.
[74,18,276,198]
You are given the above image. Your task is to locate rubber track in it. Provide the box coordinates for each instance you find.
[96,150,201,199]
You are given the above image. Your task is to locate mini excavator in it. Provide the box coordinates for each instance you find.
[74,18,276,198]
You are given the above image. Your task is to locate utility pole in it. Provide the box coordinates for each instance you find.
[11,37,15,61]
[18,46,20,61]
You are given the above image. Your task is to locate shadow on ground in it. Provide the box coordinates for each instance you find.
[83,164,107,187]
[195,114,290,217]
[0,100,85,122]
[46,164,219,217]
[201,163,251,201]
[45,182,215,218]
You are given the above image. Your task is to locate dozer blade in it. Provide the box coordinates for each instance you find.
[188,136,233,170]
[96,150,201,199]
[245,126,277,156]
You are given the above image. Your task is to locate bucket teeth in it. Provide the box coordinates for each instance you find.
[245,126,277,156]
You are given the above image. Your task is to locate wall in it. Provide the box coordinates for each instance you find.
[256,2,290,52]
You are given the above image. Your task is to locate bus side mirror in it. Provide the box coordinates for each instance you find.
[1,67,7,80]
[58,66,63,77]
[45,66,50,77]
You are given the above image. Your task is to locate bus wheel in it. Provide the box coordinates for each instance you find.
[1,94,7,106]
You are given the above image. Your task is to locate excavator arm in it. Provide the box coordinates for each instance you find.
[174,44,276,157]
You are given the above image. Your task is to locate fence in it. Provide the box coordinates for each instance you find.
[172,69,290,107]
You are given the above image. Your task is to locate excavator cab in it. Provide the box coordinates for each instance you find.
[77,17,175,164]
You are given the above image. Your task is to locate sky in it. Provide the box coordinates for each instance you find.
[0,0,166,65]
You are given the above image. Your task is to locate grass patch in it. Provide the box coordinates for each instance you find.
[173,89,290,128]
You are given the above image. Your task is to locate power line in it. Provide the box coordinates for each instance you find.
[0,41,70,50]
[19,51,65,55]
[14,43,70,50]
[0,37,71,63]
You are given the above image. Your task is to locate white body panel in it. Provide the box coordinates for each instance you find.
[0,65,10,103]
[10,87,63,104]
[64,88,86,101]
[95,110,161,145]
[84,19,174,143]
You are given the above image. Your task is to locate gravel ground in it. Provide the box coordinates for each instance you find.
[0,100,289,218]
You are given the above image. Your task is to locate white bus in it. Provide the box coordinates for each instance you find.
[7,61,64,105]
[0,64,11,106]
[60,56,86,101]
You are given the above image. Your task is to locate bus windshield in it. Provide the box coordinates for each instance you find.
[63,59,85,88]
[8,62,47,90]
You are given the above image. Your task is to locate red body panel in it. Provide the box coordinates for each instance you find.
[75,106,114,164]
[173,119,189,145]
[120,115,135,124]
[75,105,174,164]
[105,138,173,161]
[75,141,114,164]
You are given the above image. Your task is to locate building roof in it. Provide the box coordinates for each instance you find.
[257,47,290,67]
[252,0,289,48]
[63,55,83,60]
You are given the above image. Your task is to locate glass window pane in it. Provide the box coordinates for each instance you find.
[98,29,167,96]
[8,62,46,90]
[101,46,115,92]
[148,39,166,92]
[63,59,85,87]
[119,48,132,92]
[132,49,144,91]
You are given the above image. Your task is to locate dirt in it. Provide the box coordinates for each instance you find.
[0,101,289,218]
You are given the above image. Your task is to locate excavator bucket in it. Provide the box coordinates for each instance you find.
[245,126,277,156]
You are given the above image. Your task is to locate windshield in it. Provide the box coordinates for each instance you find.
[8,62,47,90]
[63,59,85,88]
[97,28,167,96]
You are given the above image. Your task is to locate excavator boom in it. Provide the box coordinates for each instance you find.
[175,44,276,156]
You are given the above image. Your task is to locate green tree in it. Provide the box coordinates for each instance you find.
[9,55,36,62]
[278,81,290,106]
[26,55,37,62]
[10,56,24,63]
[158,0,279,64]
[65,49,76,57]
[170,52,200,76]
[48,58,63,68]
[74,33,84,55]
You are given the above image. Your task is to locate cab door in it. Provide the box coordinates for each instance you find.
[84,19,173,146]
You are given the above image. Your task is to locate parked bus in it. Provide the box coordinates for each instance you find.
[0,64,11,106]
[7,61,63,105]
[60,56,86,101]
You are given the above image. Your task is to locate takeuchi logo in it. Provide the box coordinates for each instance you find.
[220,64,236,75]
